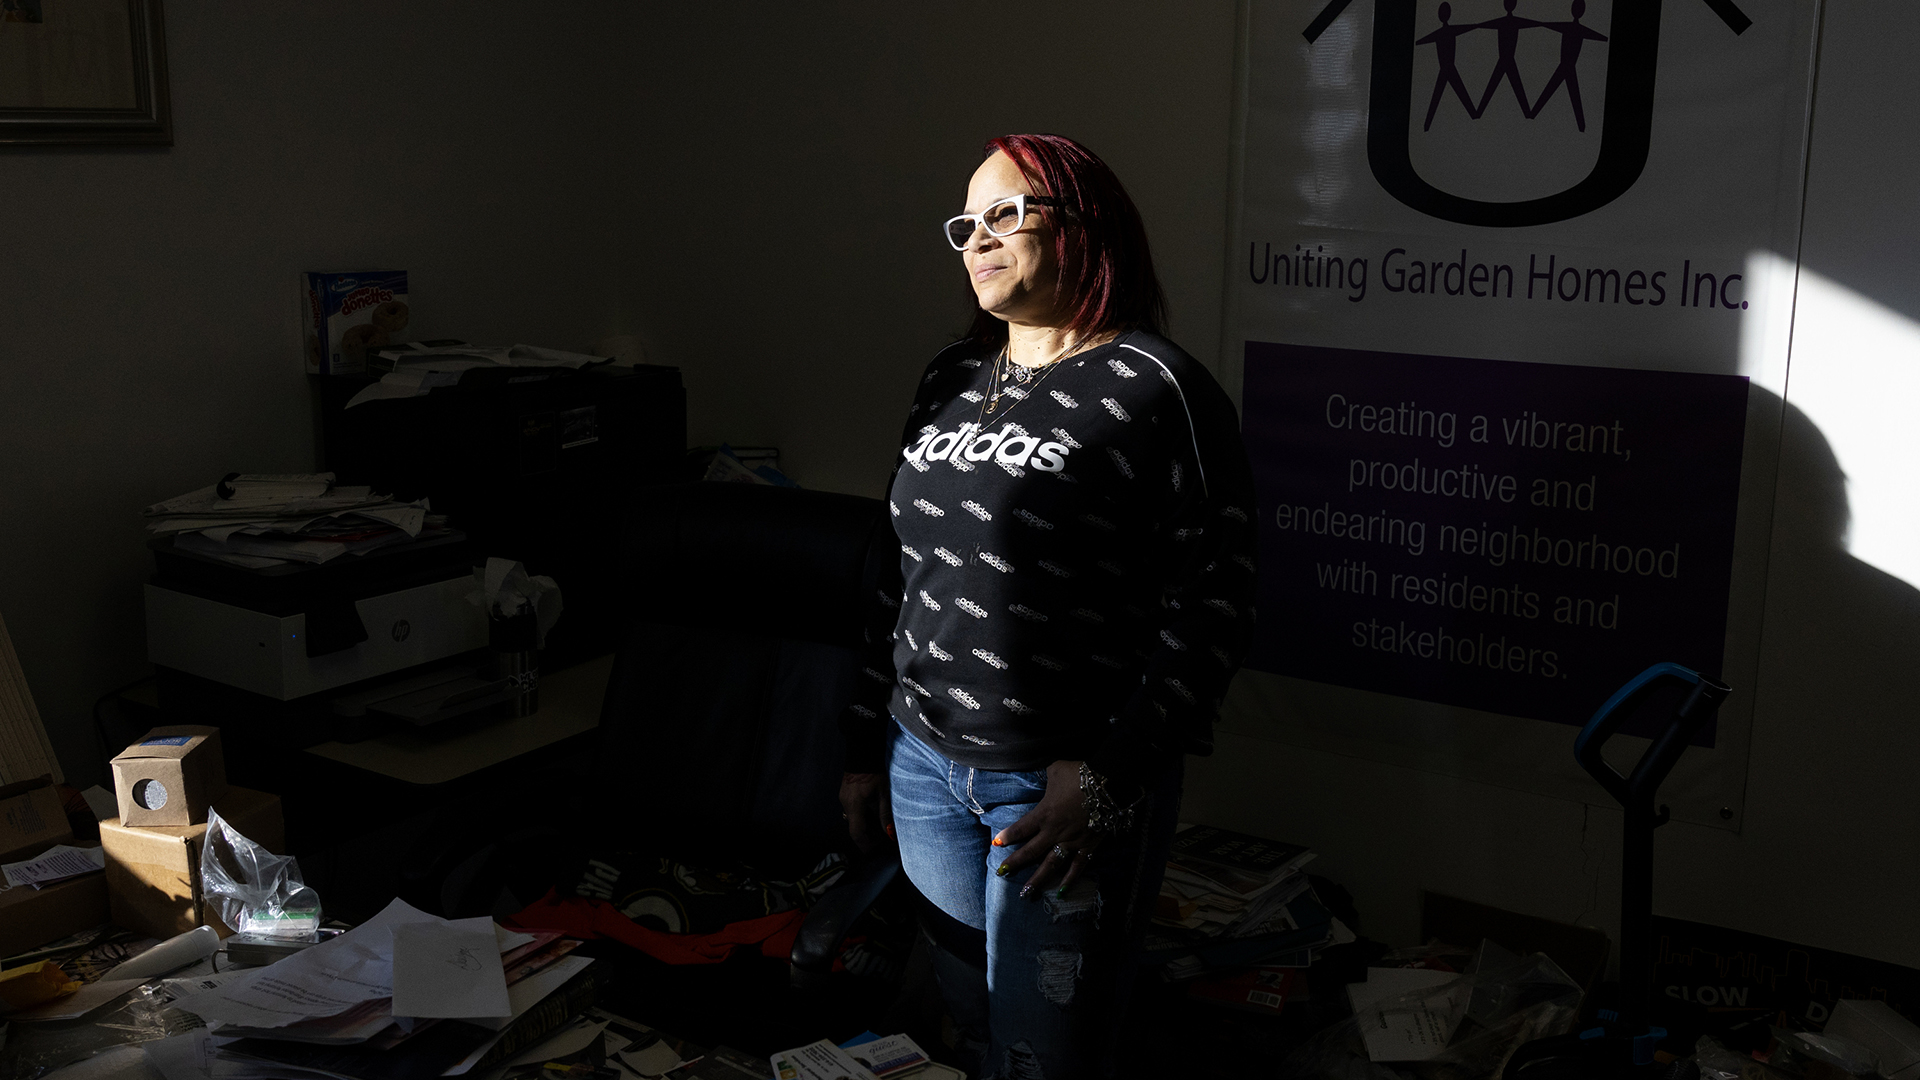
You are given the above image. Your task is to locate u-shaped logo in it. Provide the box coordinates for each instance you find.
[1304,0,1752,227]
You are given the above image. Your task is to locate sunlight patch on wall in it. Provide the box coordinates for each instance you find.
[1766,256,1920,587]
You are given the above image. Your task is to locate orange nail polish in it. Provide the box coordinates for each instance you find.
[992,837,1005,847]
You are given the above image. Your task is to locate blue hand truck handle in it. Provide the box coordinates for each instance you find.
[1574,662,1731,812]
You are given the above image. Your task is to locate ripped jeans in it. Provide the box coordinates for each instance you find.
[888,720,1182,1080]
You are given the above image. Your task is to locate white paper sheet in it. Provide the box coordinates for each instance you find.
[438,955,597,1075]
[3,844,105,888]
[390,917,510,1020]
[617,1039,686,1078]
[143,1030,213,1080]
[1346,968,1469,1062]
[769,1040,880,1080]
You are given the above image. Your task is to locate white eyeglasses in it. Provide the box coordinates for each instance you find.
[944,194,1065,250]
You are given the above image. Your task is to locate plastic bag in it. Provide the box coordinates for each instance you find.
[1282,944,1584,1080]
[198,807,321,937]
[0,984,196,1080]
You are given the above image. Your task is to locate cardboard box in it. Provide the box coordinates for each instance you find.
[0,775,70,863]
[0,861,109,958]
[301,270,409,375]
[99,785,282,939]
[110,725,228,827]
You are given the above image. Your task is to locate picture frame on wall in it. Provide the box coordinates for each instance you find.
[0,0,169,146]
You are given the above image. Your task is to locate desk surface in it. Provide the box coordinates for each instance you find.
[304,654,612,785]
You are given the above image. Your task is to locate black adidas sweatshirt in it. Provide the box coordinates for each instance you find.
[841,330,1259,786]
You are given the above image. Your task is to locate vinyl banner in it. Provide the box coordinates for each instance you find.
[1243,342,1747,739]
[1222,0,1820,821]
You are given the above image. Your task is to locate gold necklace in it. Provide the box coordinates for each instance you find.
[980,339,1073,422]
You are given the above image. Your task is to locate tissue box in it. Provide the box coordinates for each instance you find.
[301,270,410,375]
[99,785,282,939]
[110,725,228,828]
[0,776,70,863]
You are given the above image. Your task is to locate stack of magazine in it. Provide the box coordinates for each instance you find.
[1145,824,1342,980]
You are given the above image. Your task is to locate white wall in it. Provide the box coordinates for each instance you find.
[5,1,1913,968]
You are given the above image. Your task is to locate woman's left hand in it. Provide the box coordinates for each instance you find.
[993,759,1099,900]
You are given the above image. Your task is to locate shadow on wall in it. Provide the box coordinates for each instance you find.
[1736,389,1920,913]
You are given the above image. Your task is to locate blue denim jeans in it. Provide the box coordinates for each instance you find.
[887,720,1182,1080]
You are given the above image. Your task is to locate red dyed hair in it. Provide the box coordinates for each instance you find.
[964,133,1167,344]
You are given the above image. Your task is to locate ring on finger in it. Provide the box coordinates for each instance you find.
[1051,844,1076,860]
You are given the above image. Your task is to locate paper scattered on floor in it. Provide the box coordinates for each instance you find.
[772,1040,881,1080]
[618,1037,688,1077]
[179,897,432,1028]
[1346,967,1469,1062]
[840,1033,930,1077]
[390,916,510,1019]
[438,954,599,1076]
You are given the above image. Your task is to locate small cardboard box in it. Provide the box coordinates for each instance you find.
[0,861,109,958]
[99,785,281,939]
[110,725,228,828]
[0,775,70,863]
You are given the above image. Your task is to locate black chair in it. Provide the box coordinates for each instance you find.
[442,482,907,1051]
[596,482,889,876]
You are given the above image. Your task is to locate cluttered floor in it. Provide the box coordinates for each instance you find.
[0,806,1372,1080]
[4,799,1915,1080]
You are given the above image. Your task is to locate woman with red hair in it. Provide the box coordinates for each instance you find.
[840,134,1257,1077]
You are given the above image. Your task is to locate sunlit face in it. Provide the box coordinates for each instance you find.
[960,151,1062,329]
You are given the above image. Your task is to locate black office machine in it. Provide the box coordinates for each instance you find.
[145,364,683,746]
[320,363,687,664]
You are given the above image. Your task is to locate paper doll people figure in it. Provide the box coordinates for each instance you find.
[1416,3,1485,130]
[1473,0,1542,117]
[1529,0,1608,129]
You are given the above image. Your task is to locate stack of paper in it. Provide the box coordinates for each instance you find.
[146,899,596,1080]
[145,473,440,568]
[1146,825,1351,986]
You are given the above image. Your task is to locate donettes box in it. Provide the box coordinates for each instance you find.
[301,270,409,375]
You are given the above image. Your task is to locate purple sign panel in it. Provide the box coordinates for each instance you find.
[1243,343,1747,740]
